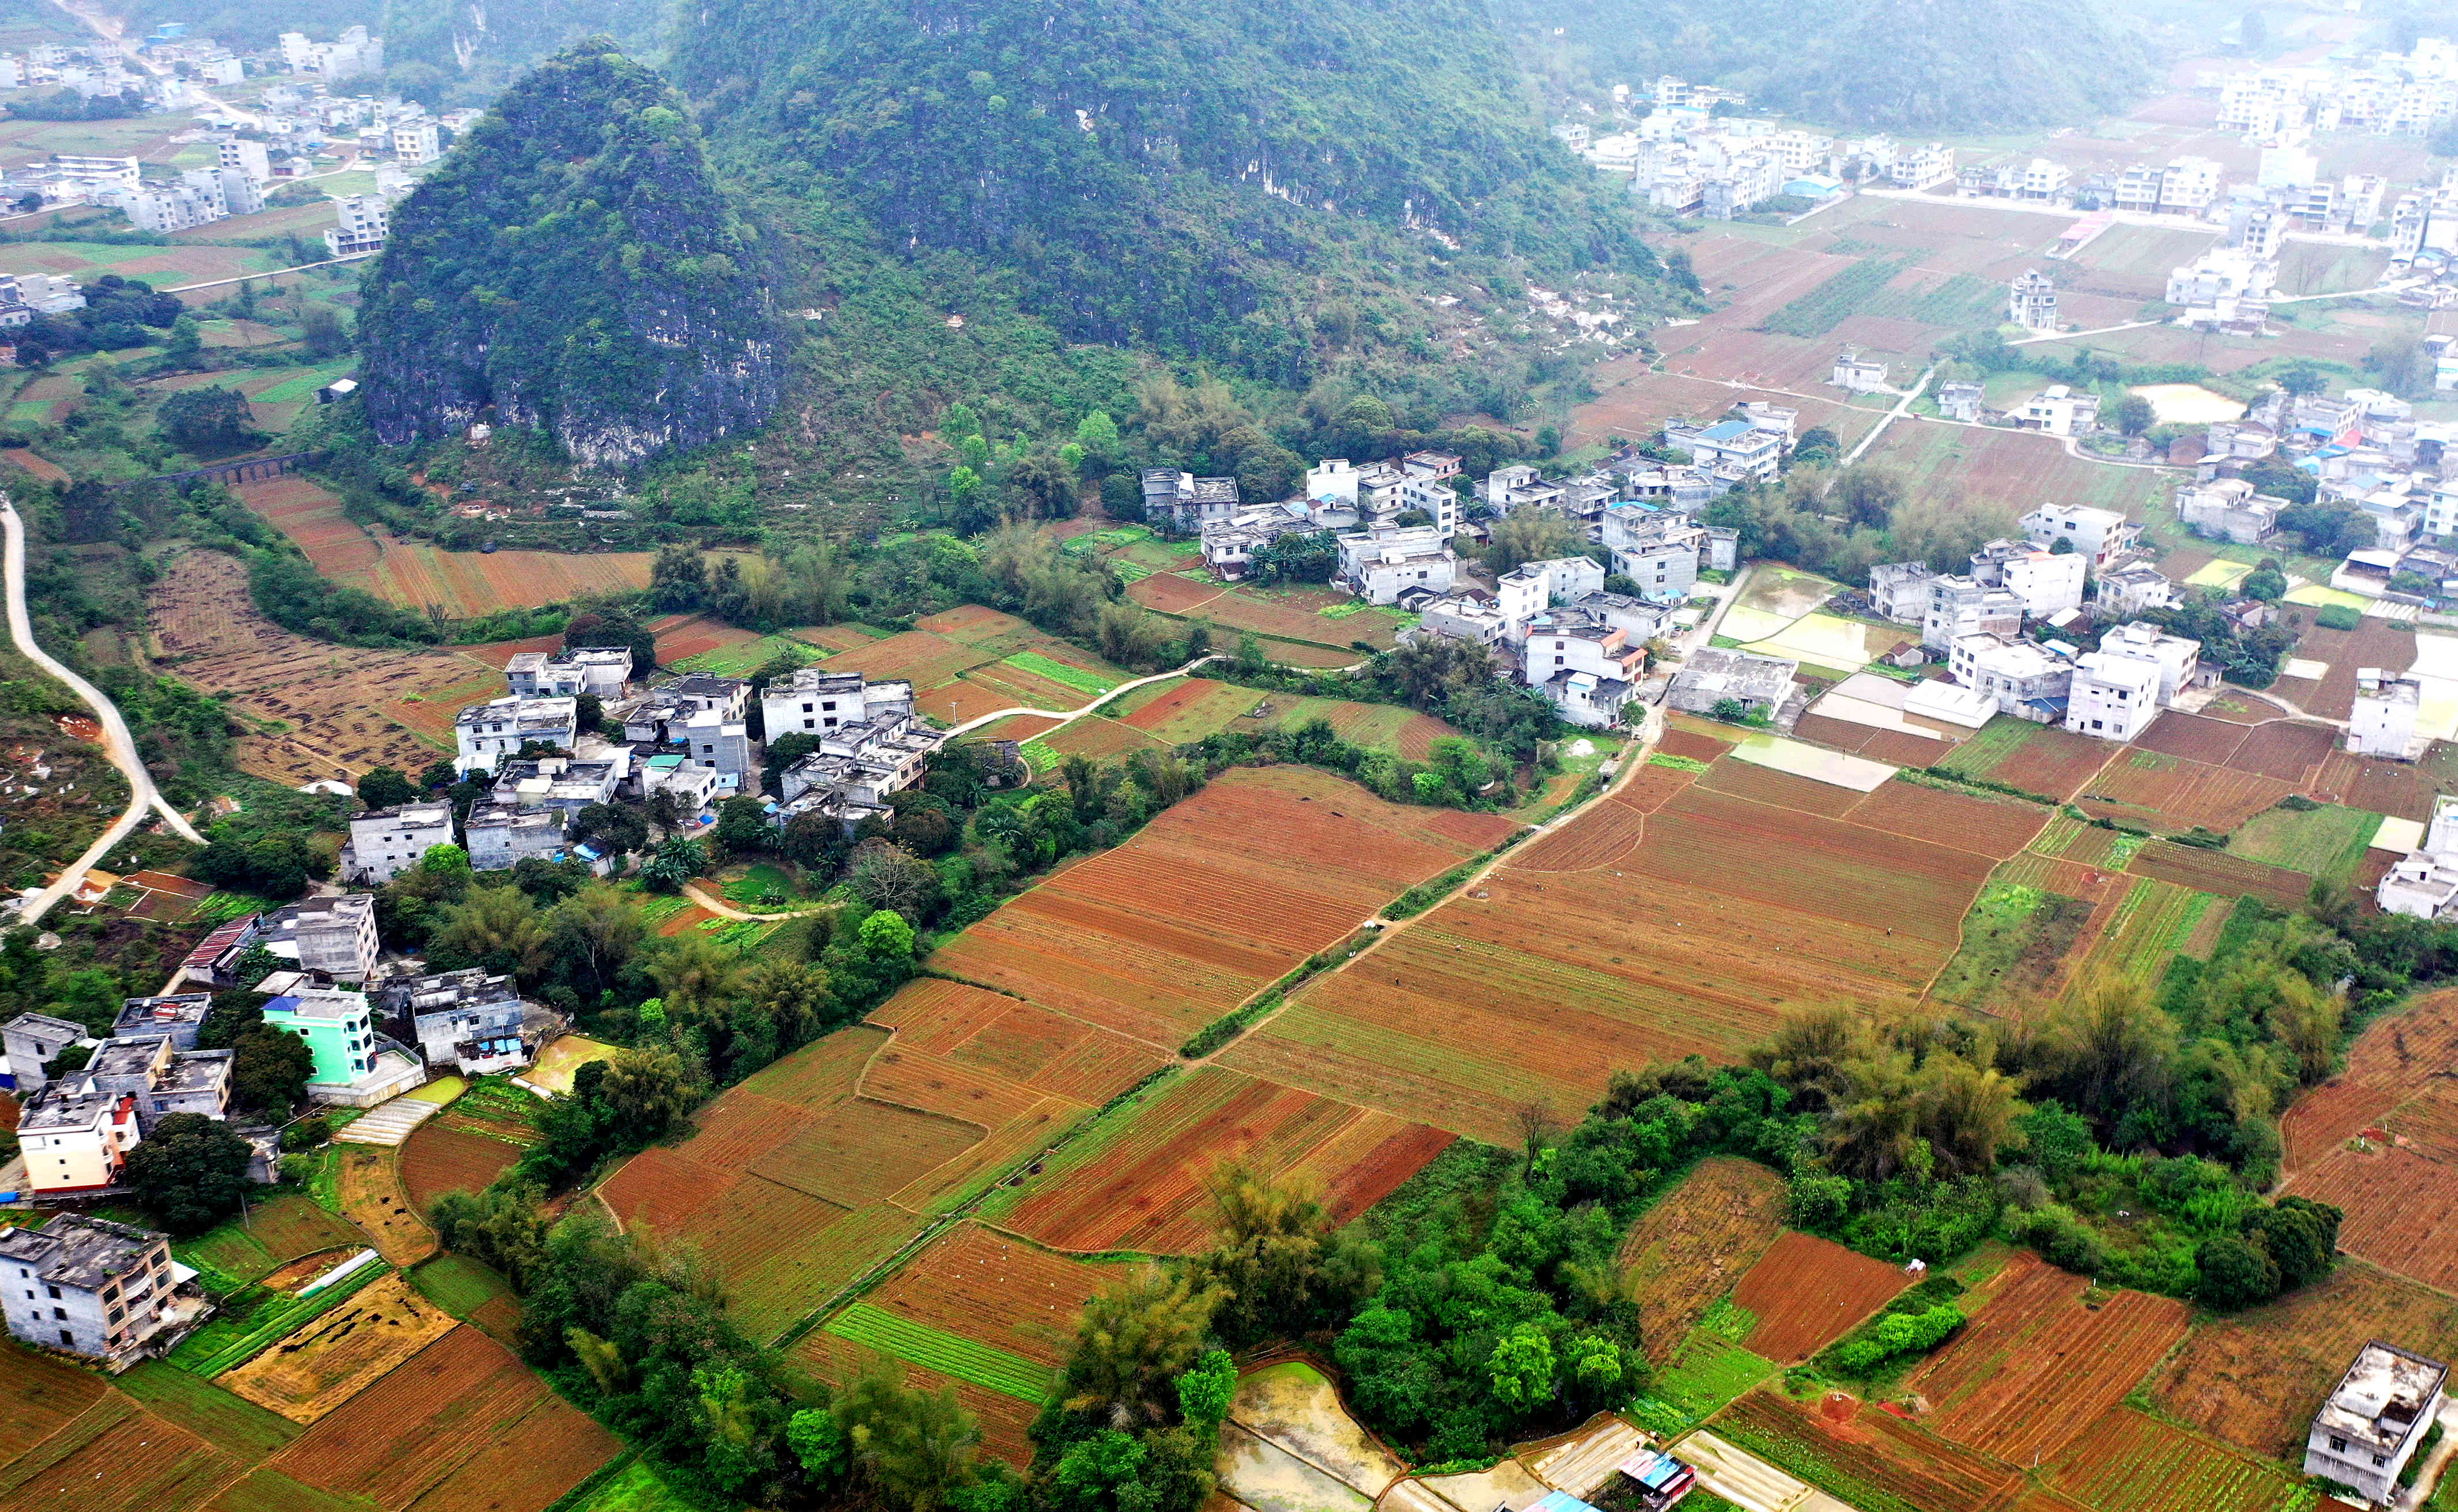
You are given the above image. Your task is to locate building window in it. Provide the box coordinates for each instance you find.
[2331,1438,2347,1453]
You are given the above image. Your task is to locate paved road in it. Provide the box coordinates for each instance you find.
[1843,363,1937,465]
[1,495,204,926]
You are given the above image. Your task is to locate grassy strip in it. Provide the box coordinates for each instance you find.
[1384,855,1488,921]
[1648,751,1710,772]
[1907,767,2056,806]
[170,1259,389,1377]
[1181,989,1280,1058]
[823,1301,1053,1402]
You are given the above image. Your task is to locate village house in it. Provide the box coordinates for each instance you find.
[1603,512,1708,602]
[1481,464,1567,516]
[1663,416,1783,480]
[2096,563,2177,618]
[1142,469,1241,532]
[620,674,749,744]
[1519,608,1645,728]
[1497,556,1606,623]
[1937,382,1986,423]
[1200,505,1315,580]
[1971,540,2087,617]
[1868,562,1938,623]
[2013,386,2101,438]
[1949,635,2075,720]
[504,646,632,700]
[2382,797,2458,919]
[1830,350,1891,394]
[454,695,579,776]
[255,894,381,982]
[340,798,454,885]
[261,986,425,1106]
[2302,1341,2446,1505]
[1414,592,1514,648]
[1666,648,1800,722]
[2023,503,2142,568]
[373,968,547,1077]
[2065,650,2162,741]
[13,1072,138,1194]
[2098,620,2204,704]
[778,715,946,832]
[2008,270,2058,331]
[78,1036,233,1134]
[465,801,578,872]
[1569,591,1676,643]
[0,1213,204,1370]
[1922,576,2025,654]
[2350,668,2425,759]
[2176,478,2284,545]
[760,668,917,740]
[2,1010,85,1093]
[111,994,210,1050]
[1335,525,1456,605]
[489,756,626,819]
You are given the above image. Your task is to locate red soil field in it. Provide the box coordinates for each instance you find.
[1032,718,1169,761]
[1699,757,1866,818]
[2226,721,2339,784]
[1508,797,1648,872]
[2268,621,2415,721]
[2310,749,2458,823]
[1843,780,2049,860]
[1124,573,1224,615]
[1565,360,1883,455]
[0,1337,107,1446]
[1000,1066,1446,1253]
[1721,1391,2017,1512]
[867,1223,1123,1367]
[1733,1231,1911,1362]
[793,1330,1037,1469]
[2286,1144,2458,1292]
[2151,1257,2458,1458]
[1617,1157,1790,1363]
[1658,722,1737,761]
[750,1098,987,1208]
[2,1398,239,1512]
[929,766,1511,1045]
[1618,761,1702,814]
[1907,1250,2189,1465]
[2280,990,2458,1175]
[869,979,1169,1106]
[236,477,381,580]
[2127,841,2312,909]
[274,1327,613,1511]
[397,1125,522,1215]
[2134,712,2250,766]
[2077,752,2291,834]
[2045,1407,2306,1512]
[1974,725,2121,802]
[649,613,761,665]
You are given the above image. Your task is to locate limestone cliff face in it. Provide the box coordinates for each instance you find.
[358,42,778,467]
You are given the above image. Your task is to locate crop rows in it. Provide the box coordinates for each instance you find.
[2088,878,2217,981]
[2045,1407,2306,1512]
[1715,1392,2014,1512]
[2128,842,2313,910]
[871,1226,1123,1366]
[1640,1335,1774,1428]
[1733,1232,1910,1362]
[823,1303,1055,1402]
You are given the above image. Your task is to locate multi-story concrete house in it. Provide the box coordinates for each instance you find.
[2014,385,2101,438]
[14,1080,140,1194]
[490,756,625,818]
[1334,525,1455,605]
[341,799,454,885]
[1828,353,1892,394]
[454,695,579,776]
[374,968,543,1077]
[1949,635,2074,718]
[465,802,574,872]
[2302,1342,2446,1506]
[1666,648,1799,721]
[2350,668,2424,759]
[2065,650,2161,741]
[1605,514,1707,604]
[2095,563,2176,619]
[2176,479,2283,545]
[505,647,632,700]
[1519,608,1645,728]
[256,894,381,982]
[1921,577,2024,654]
[757,673,914,747]
[1665,416,1783,478]
[2022,504,2141,568]
[1496,556,1605,624]
[1140,470,1241,532]
[2098,620,2203,704]
[79,1037,233,1134]
[3,1011,85,1094]
[1868,562,1937,623]
[112,994,210,1050]
[778,715,947,831]
[2008,270,2058,330]
[0,1213,199,1369]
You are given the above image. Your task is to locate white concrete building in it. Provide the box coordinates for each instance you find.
[761,668,916,740]
[2065,650,2160,741]
[2302,1342,2446,1506]
[454,695,579,776]
[1605,514,1707,604]
[1949,635,2074,718]
[390,120,439,165]
[2008,270,2058,331]
[1334,525,1455,605]
[1520,608,1645,729]
[2022,504,2141,568]
[505,646,632,700]
[2350,668,2424,759]
[2001,550,2088,617]
[325,192,388,257]
[2096,620,2201,704]
[1496,556,1604,624]
[0,1214,198,1369]
[2014,385,2100,438]
[340,799,453,885]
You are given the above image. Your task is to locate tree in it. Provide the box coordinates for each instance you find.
[1383,636,1492,711]
[124,1113,253,1235]
[1485,510,1585,575]
[2241,565,2287,602]
[847,838,940,919]
[432,883,550,982]
[2043,976,2177,1131]
[357,766,417,810]
[650,933,749,1025]
[640,836,710,893]
[159,386,261,451]
[2115,394,2155,437]
[711,794,771,858]
[1062,1267,1221,1427]
[2196,1233,2279,1308]
[1486,1323,1554,1413]
[1188,1163,1379,1346]
[599,1046,692,1141]
[300,306,348,359]
[788,1407,848,1485]
[231,1023,314,1113]
[545,884,646,993]
[2278,364,2328,397]
[834,1360,981,1510]
[564,607,656,674]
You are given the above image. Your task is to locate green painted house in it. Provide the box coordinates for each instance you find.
[259,989,378,1084]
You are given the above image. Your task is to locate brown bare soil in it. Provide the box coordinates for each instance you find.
[1617,1157,1790,1363]
[1733,1231,1911,1363]
[222,1274,458,1424]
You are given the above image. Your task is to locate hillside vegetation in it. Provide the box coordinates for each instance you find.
[673,0,1670,385]
[1499,0,2154,131]
[357,42,781,466]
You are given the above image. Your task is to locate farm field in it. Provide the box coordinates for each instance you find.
[178,1192,363,1286]
[1617,1157,1790,1362]
[1228,747,2008,1141]
[2043,1407,2312,1512]
[1107,676,1470,759]
[1861,419,2171,523]
[334,1145,435,1268]
[1931,719,2118,802]
[931,765,1515,1046]
[221,1273,459,1423]
[1905,1251,2190,1466]
[147,549,506,785]
[1711,1389,2020,1512]
[1730,1231,1910,1363]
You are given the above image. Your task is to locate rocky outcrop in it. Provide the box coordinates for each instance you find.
[358,41,777,467]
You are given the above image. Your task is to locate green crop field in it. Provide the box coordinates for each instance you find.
[1761,255,1914,337]
[1638,1334,1774,1432]
[409,1253,515,1317]
[1003,650,1115,695]
[115,1360,302,1459]
[2226,803,2381,884]
[822,1302,1056,1402]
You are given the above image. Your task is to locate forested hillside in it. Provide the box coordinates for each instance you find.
[674,0,1669,387]
[1497,0,2154,131]
[357,43,780,466]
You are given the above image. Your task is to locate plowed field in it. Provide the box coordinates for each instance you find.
[1617,1158,1790,1363]
[1716,1390,2019,1512]
[1906,1251,2189,1465]
[2126,841,2312,910]
[863,1223,1124,1367]
[2044,1407,2309,1512]
[1733,1232,1910,1363]
[2076,751,2292,835]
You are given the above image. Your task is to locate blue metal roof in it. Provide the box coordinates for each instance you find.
[1697,420,1754,442]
